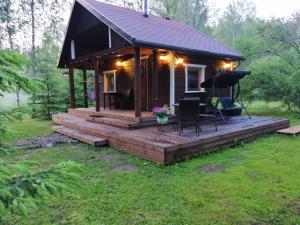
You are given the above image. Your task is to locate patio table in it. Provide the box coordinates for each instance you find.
[172,103,206,107]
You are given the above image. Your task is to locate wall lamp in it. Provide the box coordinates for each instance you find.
[116,61,125,67]
[159,51,184,65]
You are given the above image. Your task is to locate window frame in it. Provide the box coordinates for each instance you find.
[184,64,206,93]
[103,70,117,93]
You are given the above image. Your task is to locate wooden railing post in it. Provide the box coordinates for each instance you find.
[152,49,159,107]
[82,67,88,108]
[69,66,75,108]
[134,46,142,117]
[94,58,100,112]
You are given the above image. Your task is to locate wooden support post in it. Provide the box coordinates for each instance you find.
[152,49,159,107]
[69,66,75,108]
[134,46,142,117]
[94,58,100,112]
[82,68,88,108]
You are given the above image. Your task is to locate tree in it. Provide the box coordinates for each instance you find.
[34,33,68,119]
[257,16,300,70]
[0,0,23,107]
[0,51,40,96]
[151,0,180,18]
[213,0,257,47]
[18,0,68,117]
[0,0,16,50]
[153,0,209,31]
[0,51,81,220]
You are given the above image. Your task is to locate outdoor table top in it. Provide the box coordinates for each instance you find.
[172,103,206,107]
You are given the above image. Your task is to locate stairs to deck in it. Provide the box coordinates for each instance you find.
[87,116,139,129]
[64,108,176,129]
[53,125,108,147]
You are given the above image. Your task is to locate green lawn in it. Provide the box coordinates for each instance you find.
[2,118,53,143]
[2,102,300,225]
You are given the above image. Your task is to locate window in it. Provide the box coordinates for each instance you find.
[103,70,116,92]
[185,64,206,93]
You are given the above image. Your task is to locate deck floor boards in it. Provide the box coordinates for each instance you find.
[52,110,289,165]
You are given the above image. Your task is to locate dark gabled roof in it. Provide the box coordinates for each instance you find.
[77,0,243,60]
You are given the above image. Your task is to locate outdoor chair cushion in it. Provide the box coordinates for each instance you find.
[220,97,242,116]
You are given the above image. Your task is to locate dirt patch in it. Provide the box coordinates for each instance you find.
[286,197,300,215]
[12,133,79,150]
[200,162,225,174]
[96,151,136,172]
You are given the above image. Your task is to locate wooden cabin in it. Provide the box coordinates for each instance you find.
[53,0,289,165]
[58,0,244,116]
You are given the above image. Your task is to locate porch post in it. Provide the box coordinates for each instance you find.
[152,49,159,107]
[68,66,75,108]
[82,67,89,108]
[134,46,142,117]
[94,58,100,112]
[169,54,176,114]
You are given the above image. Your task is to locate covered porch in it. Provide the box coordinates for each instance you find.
[67,46,165,118]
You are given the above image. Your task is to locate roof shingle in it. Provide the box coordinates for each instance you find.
[78,0,243,59]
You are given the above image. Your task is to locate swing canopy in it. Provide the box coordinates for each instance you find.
[201,70,251,89]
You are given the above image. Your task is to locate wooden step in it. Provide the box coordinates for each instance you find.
[87,116,137,129]
[87,115,176,129]
[277,125,300,137]
[68,108,95,118]
[93,112,141,122]
[53,126,108,147]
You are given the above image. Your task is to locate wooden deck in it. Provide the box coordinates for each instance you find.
[52,109,289,165]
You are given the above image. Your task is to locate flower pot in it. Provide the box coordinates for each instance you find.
[156,116,168,124]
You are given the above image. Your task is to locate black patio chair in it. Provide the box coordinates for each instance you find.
[219,97,242,116]
[177,99,201,136]
[117,89,133,109]
[220,97,251,118]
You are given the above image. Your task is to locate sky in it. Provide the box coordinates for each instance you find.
[212,0,300,18]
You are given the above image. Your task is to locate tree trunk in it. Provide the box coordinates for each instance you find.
[46,72,51,119]
[30,0,37,117]
[16,86,20,107]
[31,0,36,78]
[6,21,20,107]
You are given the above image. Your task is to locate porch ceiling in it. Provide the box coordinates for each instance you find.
[69,47,153,70]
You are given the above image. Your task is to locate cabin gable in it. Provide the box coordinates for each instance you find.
[58,1,131,68]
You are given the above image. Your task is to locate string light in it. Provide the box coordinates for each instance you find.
[176,58,184,64]
[159,55,168,61]
[223,62,232,70]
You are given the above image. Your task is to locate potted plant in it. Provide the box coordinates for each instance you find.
[152,105,170,124]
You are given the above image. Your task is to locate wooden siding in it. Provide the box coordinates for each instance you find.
[110,29,131,49]
[174,56,230,104]
[95,51,232,111]
[157,63,170,106]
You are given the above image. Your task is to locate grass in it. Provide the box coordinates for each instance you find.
[247,101,300,125]
[2,117,53,143]
[2,102,300,225]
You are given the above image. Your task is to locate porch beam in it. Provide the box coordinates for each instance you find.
[134,46,142,117]
[152,49,159,107]
[68,66,76,108]
[82,67,89,108]
[94,58,100,112]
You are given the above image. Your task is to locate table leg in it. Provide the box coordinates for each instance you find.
[104,94,106,110]
[109,95,111,110]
